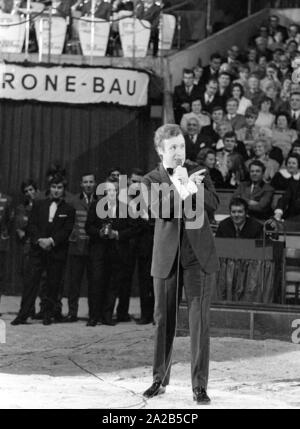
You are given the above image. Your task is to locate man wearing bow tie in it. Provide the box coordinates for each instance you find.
[142,124,219,405]
[11,174,75,326]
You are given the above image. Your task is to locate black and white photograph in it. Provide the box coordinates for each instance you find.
[0,0,299,414]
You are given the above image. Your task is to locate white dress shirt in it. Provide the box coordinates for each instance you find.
[48,201,58,223]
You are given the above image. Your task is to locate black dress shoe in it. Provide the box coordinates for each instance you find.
[193,387,211,405]
[32,311,44,320]
[136,317,154,325]
[102,318,116,326]
[11,317,27,326]
[143,381,166,398]
[116,314,131,322]
[43,317,52,326]
[86,319,98,327]
[64,315,78,323]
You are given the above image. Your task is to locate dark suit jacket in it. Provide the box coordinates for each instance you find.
[200,66,219,86]
[143,164,220,278]
[216,216,263,238]
[28,199,75,260]
[173,84,202,123]
[199,92,224,114]
[185,133,215,162]
[233,181,274,220]
[225,114,247,131]
[276,180,300,220]
[85,200,142,264]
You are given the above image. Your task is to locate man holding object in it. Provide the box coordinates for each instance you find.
[142,124,219,404]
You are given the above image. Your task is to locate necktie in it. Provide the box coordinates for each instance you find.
[235,227,240,238]
[166,168,174,176]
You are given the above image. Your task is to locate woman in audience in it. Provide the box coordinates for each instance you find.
[280,78,292,104]
[196,148,224,189]
[246,47,259,73]
[255,96,275,129]
[224,153,248,189]
[264,81,281,112]
[272,112,298,160]
[234,64,250,91]
[180,99,211,132]
[236,106,260,158]
[271,153,300,190]
[246,140,280,182]
[231,83,252,116]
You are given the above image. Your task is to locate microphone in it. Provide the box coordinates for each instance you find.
[175,159,183,167]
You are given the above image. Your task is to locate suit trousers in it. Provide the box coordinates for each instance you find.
[18,251,66,320]
[68,254,93,317]
[152,231,214,390]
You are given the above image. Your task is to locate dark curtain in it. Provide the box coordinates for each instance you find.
[0,100,151,196]
[212,258,275,304]
[0,100,152,294]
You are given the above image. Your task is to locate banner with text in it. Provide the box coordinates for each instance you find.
[0,64,149,106]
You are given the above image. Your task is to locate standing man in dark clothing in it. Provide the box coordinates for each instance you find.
[85,180,141,326]
[11,174,75,326]
[66,173,97,322]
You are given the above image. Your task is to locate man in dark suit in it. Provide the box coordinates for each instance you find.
[184,116,215,166]
[216,197,263,238]
[85,180,141,326]
[11,174,75,326]
[278,92,300,132]
[200,52,222,86]
[200,79,223,114]
[173,69,202,124]
[65,173,97,323]
[142,124,219,404]
[225,98,246,132]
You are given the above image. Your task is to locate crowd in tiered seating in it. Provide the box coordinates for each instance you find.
[173,14,300,232]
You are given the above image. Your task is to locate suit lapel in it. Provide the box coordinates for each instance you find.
[159,163,173,186]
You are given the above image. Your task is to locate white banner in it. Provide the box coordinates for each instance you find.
[0,12,26,53]
[159,14,176,51]
[0,64,149,106]
[78,17,110,57]
[34,16,67,56]
[119,18,151,58]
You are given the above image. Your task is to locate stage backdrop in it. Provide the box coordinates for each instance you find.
[0,62,154,294]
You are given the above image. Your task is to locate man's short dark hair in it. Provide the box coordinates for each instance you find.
[207,78,218,86]
[183,68,194,76]
[46,163,66,179]
[81,173,96,181]
[229,197,248,212]
[107,167,123,176]
[224,131,237,141]
[249,160,266,173]
[49,173,67,188]
[212,105,224,114]
[210,52,222,61]
[21,179,38,194]
[129,168,144,177]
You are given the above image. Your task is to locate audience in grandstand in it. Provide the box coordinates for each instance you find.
[180,99,211,132]
[216,197,263,238]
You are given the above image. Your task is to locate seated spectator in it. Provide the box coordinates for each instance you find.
[180,99,211,132]
[246,140,280,182]
[279,78,292,104]
[279,92,300,132]
[286,24,300,45]
[199,79,223,114]
[236,106,260,158]
[286,40,299,61]
[193,64,204,91]
[260,63,281,93]
[264,81,281,112]
[224,153,248,189]
[140,0,161,57]
[217,71,232,105]
[267,15,288,43]
[216,131,241,178]
[233,160,274,220]
[202,106,225,142]
[255,36,272,62]
[173,68,202,124]
[244,74,265,107]
[246,47,259,74]
[184,116,215,167]
[257,55,268,79]
[271,153,300,191]
[278,55,292,83]
[291,139,300,156]
[255,96,275,129]
[234,64,250,91]
[216,197,263,238]
[274,174,300,223]
[272,48,284,69]
[231,82,252,116]
[196,148,224,189]
[200,52,222,86]
[224,97,246,131]
[222,45,242,77]
[78,0,112,20]
[271,112,298,160]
